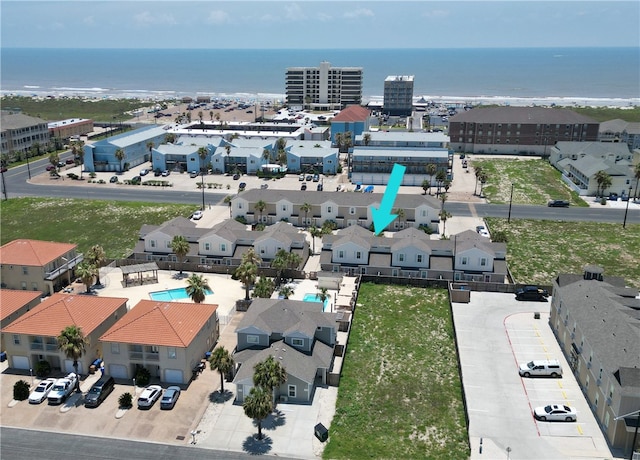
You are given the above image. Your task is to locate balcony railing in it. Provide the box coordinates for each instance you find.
[145,353,159,361]
[129,352,143,360]
[30,343,44,351]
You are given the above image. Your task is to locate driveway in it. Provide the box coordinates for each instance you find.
[452,292,613,459]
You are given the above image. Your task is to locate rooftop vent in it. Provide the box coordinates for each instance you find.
[583,265,604,281]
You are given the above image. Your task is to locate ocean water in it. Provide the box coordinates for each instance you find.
[1,48,638,106]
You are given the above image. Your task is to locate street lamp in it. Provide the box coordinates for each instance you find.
[623,186,633,228]
[507,183,514,223]
[201,172,205,211]
[25,150,32,179]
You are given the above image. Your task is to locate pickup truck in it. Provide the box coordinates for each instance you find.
[47,373,77,404]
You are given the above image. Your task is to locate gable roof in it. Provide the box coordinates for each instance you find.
[100,299,217,347]
[332,105,371,122]
[1,293,127,337]
[236,299,337,335]
[0,289,42,323]
[0,239,77,266]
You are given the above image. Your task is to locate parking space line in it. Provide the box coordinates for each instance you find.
[577,425,584,435]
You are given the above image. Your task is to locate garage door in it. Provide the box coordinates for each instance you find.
[109,364,128,380]
[164,369,184,384]
[12,356,30,370]
[64,360,83,374]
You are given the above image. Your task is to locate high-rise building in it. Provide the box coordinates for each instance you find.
[383,75,414,116]
[286,61,363,111]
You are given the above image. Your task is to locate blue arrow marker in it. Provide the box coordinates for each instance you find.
[371,163,406,235]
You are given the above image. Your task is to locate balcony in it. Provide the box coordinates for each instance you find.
[145,353,160,361]
[45,254,84,281]
[129,352,143,360]
[30,343,44,351]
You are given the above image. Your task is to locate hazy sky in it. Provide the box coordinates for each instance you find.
[2,1,638,49]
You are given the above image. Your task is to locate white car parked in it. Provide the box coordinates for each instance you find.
[28,378,57,404]
[191,210,203,220]
[137,385,162,409]
[534,404,577,422]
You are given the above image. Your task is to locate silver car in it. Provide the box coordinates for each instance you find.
[160,386,181,410]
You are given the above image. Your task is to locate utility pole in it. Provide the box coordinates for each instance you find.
[508,183,514,223]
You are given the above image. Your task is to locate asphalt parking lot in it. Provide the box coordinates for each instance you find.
[452,292,613,459]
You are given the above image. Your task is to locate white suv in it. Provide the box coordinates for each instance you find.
[519,359,563,378]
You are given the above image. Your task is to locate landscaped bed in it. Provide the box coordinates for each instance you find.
[324,283,469,459]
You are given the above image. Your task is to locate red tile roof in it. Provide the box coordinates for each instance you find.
[332,105,370,122]
[1,293,127,337]
[0,289,42,322]
[0,239,77,266]
[100,300,218,348]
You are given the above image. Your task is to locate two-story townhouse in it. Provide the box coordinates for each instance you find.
[0,289,42,353]
[0,239,83,295]
[285,141,339,175]
[1,293,128,373]
[233,299,338,404]
[100,300,219,384]
[232,189,441,232]
[320,227,507,281]
[599,119,640,151]
[549,266,640,456]
[134,217,207,264]
[151,141,215,174]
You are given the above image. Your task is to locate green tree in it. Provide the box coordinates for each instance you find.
[242,386,272,440]
[255,200,267,223]
[439,192,448,211]
[146,140,154,161]
[425,163,437,195]
[363,133,371,146]
[253,355,287,410]
[197,146,208,173]
[278,284,294,299]
[308,226,323,254]
[252,276,275,298]
[300,202,311,225]
[75,262,97,293]
[86,244,106,286]
[209,346,234,394]
[235,261,258,301]
[225,144,232,173]
[71,141,85,179]
[57,325,88,392]
[478,171,488,197]
[49,152,60,171]
[114,148,125,172]
[171,235,190,275]
[165,133,177,144]
[439,209,452,237]
[474,165,484,196]
[594,170,612,198]
[421,179,430,195]
[435,170,447,195]
[272,249,301,287]
[394,208,405,228]
[185,273,211,304]
[317,287,329,304]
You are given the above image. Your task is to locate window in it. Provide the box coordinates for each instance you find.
[247,335,259,344]
[22,266,28,275]
[150,240,156,248]
[21,281,27,290]
[111,343,120,354]
[398,253,405,262]
[13,335,20,345]
[220,243,226,252]
[349,207,356,215]
[356,251,362,259]
[167,347,176,359]
[166,241,172,248]
[604,412,610,429]
[461,257,468,265]
[327,206,332,213]
[292,338,304,347]
[150,346,159,354]
[282,205,287,211]
[416,254,423,263]
[480,258,487,266]
[204,243,210,251]
[288,385,296,398]
[338,250,344,259]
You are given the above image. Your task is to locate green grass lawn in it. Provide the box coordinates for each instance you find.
[0,197,198,259]
[471,158,587,206]
[323,284,469,460]
[486,218,640,288]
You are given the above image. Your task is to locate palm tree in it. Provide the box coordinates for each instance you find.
[235,261,258,301]
[278,284,294,299]
[253,355,287,410]
[197,146,208,173]
[185,273,211,303]
[474,165,484,196]
[440,192,448,211]
[146,140,154,160]
[49,152,60,170]
[224,144,232,173]
[435,170,447,195]
[242,247,262,267]
[272,249,301,287]
[209,110,214,122]
[425,164,437,195]
[165,133,177,144]
[439,209,452,237]
[262,148,272,164]
[72,141,85,179]
[57,325,88,391]
[478,171,488,197]
[308,226,323,254]
[252,276,275,298]
[594,170,612,198]
[633,163,640,202]
[317,287,329,304]
[75,262,97,293]
[394,208,405,228]
[114,148,125,173]
[243,386,272,440]
[209,346,234,394]
[86,245,106,286]
[255,200,267,223]
[363,133,371,146]
[198,110,203,122]
[171,235,190,275]
[300,202,311,226]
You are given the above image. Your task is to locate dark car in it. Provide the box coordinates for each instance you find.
[301,182,307,191]
[312,174,320,182]
[46,164,56,171]
[131,176,141,184]
[233,173,240,180]
[109,176,118,183]
[547,200,570,207]
[154,169,162,177]
[305,174,313,181]
[65,158,75,164]
[515,285,549,301]
[239,182,246,190]
[316,183,323,191]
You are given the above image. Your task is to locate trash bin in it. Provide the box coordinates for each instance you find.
[314,423,328,442]
[205,351,212,360]
[534,312,541,319]
[0,352,6,363]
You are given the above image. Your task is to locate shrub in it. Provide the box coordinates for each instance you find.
[418,224,434,235]
[135,366,151,386]
[235,215,247,224]
[89,172,97,179]
[118,392,133,408]
[13,380,30,401]
[35,360,51,377]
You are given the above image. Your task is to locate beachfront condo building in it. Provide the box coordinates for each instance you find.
[383,75,414,116]
[286,61,363,111]
[1,110,50,159]
[449,107,599,156]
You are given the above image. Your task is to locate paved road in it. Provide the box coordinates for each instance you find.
[0,426,298,460]
[3,159,639,224]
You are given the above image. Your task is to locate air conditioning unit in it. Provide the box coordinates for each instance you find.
[279,396,288,403]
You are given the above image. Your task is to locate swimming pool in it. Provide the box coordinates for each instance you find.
[149,287,213,302]
[302,293,329,310]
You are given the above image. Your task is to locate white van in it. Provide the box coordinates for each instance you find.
[519,359,563,378]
